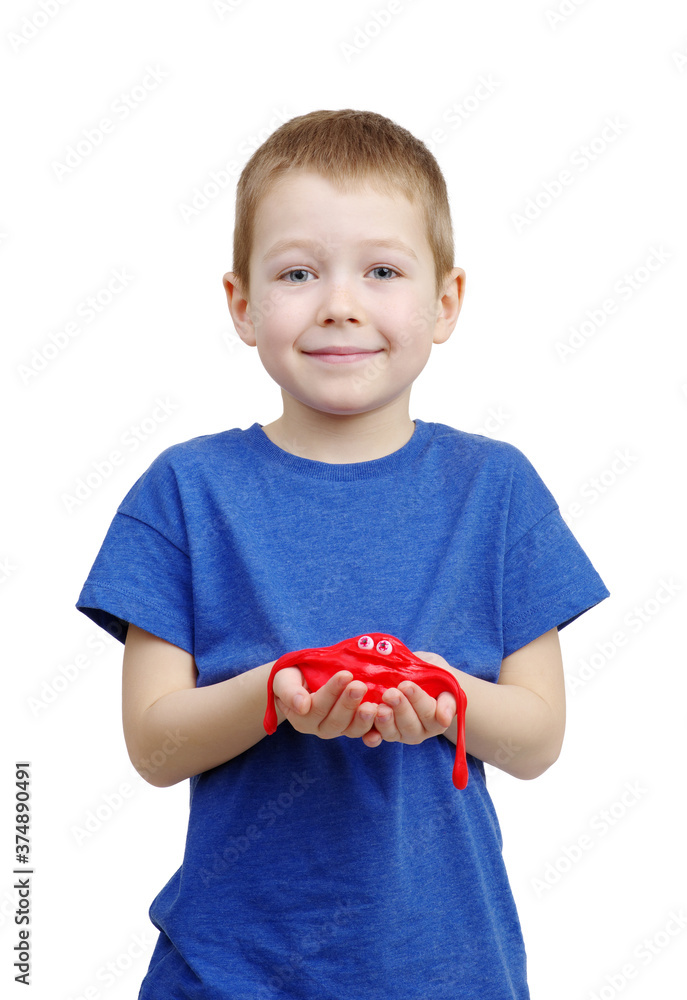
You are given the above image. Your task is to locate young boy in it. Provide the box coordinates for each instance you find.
[76,109,609,999]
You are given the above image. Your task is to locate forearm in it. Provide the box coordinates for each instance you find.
[135,661,285,787]
[443,668,564,780]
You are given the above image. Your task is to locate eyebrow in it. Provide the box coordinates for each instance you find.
[262,237,419,263]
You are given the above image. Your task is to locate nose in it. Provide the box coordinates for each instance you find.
[316,279,366,327]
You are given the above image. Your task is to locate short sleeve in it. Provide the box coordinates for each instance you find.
[501,509,610,657]
[500,446,610,658]
[75,449,194,652]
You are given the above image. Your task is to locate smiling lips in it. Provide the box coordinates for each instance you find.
[305,347,383,364]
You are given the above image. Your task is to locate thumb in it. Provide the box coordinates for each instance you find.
[273,666,311,714]
[437,692,457,726]
[276,691,310,716]
[291,690,311,714]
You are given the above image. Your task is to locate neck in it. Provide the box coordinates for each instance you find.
[261,397,415,464]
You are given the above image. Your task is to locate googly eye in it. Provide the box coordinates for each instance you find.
[376,639,393,655]
[358,635,374,650]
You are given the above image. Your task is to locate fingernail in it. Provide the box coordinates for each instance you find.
[293,694,305,712]
[387,693,400,706]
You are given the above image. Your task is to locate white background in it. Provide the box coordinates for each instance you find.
[2,1,686,997]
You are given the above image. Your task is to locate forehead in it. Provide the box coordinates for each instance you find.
[252,170,430,256]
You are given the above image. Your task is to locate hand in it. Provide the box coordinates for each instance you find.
[272,666,380,741]
[362,651,457,749]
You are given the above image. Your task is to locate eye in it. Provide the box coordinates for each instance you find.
[358,636,374,650]
[376,639,393,655]
[368,266,399,281]
[280,268,314,283]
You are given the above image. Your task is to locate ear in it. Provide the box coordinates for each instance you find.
[433,267,466,346]
[222,272,256,347]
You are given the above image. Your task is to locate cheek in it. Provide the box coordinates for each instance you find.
[393,320,435,361]
[388,292,437,341]
[263,298,313,342]
[249,284,290,328]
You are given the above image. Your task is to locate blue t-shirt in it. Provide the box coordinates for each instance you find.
[76,419,609,999]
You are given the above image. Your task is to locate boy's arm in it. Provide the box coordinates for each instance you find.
[122,624,285,787]
[437,627,566,780]
[122,624,383,787]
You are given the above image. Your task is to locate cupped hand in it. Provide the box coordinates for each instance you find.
[361,651,457,749]
[272,666,380,741]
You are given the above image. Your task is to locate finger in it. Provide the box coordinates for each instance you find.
[436,691,457,728]
[401,683,455,731]
[272,667,311,715]
[342,699,379,739]
[317,678,369,736]
[362,726,383,748]
[382,687,426,741]
[374,699,401,742]
[307,671,355,724]
[396,682,450,735]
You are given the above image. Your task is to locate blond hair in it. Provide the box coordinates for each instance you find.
[232,109,454,299]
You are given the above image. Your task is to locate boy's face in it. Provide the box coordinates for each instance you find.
[224,171,464,423]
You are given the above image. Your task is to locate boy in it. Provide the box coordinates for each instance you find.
[76,109,609,998]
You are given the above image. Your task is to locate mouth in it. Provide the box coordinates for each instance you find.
[304,347,384,365]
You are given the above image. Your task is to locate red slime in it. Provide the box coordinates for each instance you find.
[263,632,468,790]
